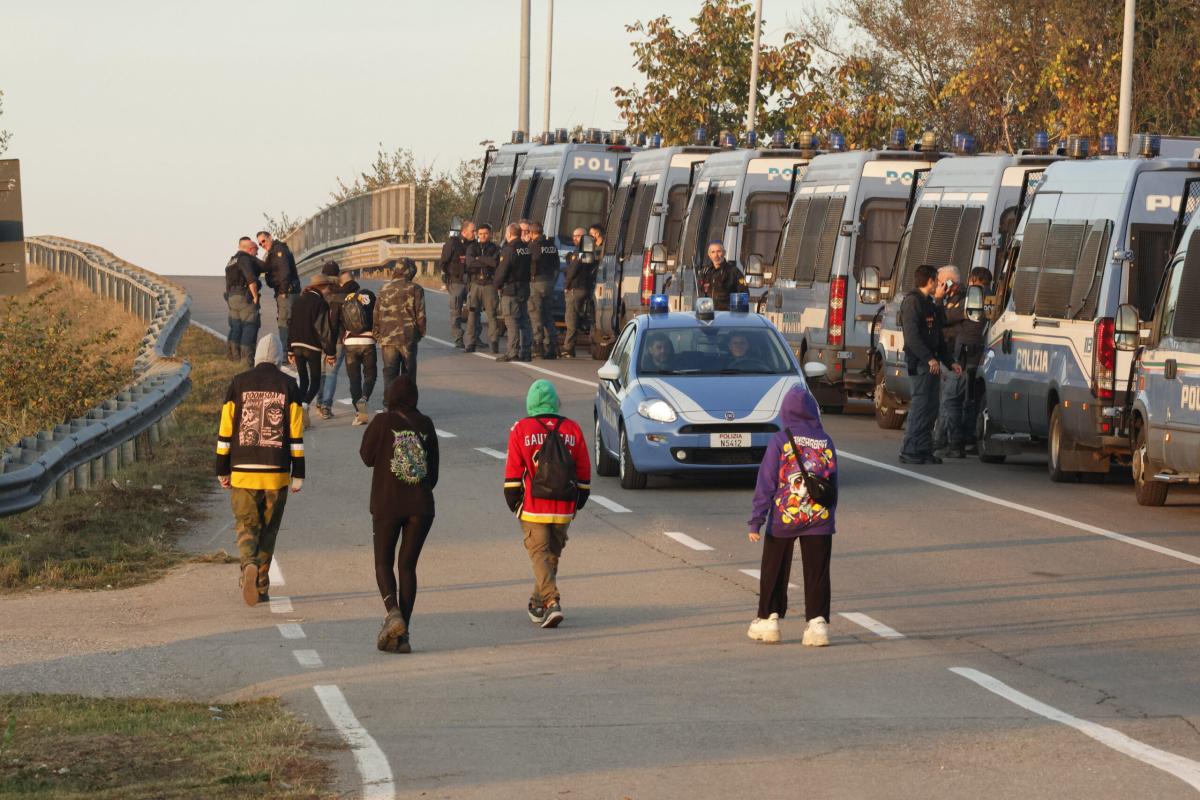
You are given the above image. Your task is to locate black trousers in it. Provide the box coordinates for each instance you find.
[372,515,434,624]
[343,344,378,404]
[758,533,832,621]
[293,349,324,405]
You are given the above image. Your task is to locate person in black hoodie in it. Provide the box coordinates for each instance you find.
[359,376,439,653]
[288,274,337,425]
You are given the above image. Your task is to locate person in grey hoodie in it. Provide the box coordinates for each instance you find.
[746,386,838,646]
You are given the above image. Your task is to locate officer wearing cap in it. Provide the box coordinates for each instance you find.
[698,241,748,312]
[441,220,475,348]
[257,231,299,345]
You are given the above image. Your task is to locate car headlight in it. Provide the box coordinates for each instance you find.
[637,398,677,423]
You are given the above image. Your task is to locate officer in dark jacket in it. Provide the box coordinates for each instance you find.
[440,221,475,348]
[943,266,992,455]
[698,241,748,311]
[495,223,532,362]
[257,231,299,345]
[562,227,596,358]
[526,222,560,359]
[225,237,262,365]
[464,224,502,353]
[899,264,960,465]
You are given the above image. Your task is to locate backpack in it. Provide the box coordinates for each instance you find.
[530,418,578,501]
[341,291,373,336]
[770,430,836,533]
[389,427,428,485]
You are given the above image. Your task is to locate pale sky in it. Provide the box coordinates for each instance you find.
[4,1,799,275]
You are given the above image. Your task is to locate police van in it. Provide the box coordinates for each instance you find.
[761,131,942,412]
[977,136,1200,480]
[590,137,717,358]
[1119,178,1200,504]
[873,140,1061,427]
[472,133,535,232]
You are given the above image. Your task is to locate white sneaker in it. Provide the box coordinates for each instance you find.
[747,613,781,643]
[802,616,830,647]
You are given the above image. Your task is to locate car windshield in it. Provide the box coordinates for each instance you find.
[637,326,795,375]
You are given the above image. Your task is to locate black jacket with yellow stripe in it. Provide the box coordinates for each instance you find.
[215,364,306,490]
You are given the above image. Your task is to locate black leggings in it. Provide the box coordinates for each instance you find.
[758,534,832,621]
[372,515,434,623]
[294,349,324,405]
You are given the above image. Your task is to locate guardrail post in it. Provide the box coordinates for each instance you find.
[74,463,91,492]
[104,447,119,477]
[91,455,105,484]
[122,439,135,467]
[56,473,71,499]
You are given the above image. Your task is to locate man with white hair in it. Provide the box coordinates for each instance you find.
[934,264,968,459]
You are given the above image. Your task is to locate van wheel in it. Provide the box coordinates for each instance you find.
[1132,423,1168,506]
[874,369,905,430]
[1047,405,1078,483]
[595,416,619,477]
[619,426,647,490]
[975,390,1006,464]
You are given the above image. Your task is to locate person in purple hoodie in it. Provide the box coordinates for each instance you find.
[746,386,838,646]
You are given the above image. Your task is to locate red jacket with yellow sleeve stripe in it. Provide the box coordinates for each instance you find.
[503,414,590,524]
[215,364,305,490]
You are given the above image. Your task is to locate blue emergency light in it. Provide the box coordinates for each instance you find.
[1098,133,1116,156]
[721,130,737,148]
[1031,130,1050,154]
[650,133,663,148]
[747,130,758,148]
[829,132,847,152]
[889,128,907,149]
[729,292,750,313]
[649,294,670,314]
[693,127,707,146]
[771,129,787,148]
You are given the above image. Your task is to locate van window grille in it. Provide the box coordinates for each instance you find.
[505,178,531,228]
[1033,221,1086,317]
[678,194,707,269]
[1069,220,1112,320]
[527,175,554,228]
[813,197,846,283]
[664,185,690,261]
[925,206,964,267]
[707,192,734,253]
[1130,225,1174,320]
[625,182,657,259]
[1012,220,1050,314]
[1173,229,1200,340]
[604,183,632,256]
[739,192,788,267]
[796,196,831,284]
[950,207,984,274]
[854,199,908,281]
[899,205,936,291]
[558,180,611,243]
[776,197,811,282]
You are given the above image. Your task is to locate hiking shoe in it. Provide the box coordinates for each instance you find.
[240,564,258,607]
[518,355,533,362]
[464,346,476,353]
[393,634,412,654]
[541,602,564,628]
[934,447,965,459]
[257,591,270,604]
[527,602,546,624]
[559,351,575,359]
[802,616,830,647]
[454,341,465,349]
[747,613,781,643]
[377,609,407,652]
[352,400,369,426]
[496,355,515,362]
[318,405,334,420]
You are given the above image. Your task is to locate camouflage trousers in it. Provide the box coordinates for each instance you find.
[231,487,288,592]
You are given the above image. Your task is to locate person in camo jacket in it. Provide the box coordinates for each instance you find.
[376,258,427,385]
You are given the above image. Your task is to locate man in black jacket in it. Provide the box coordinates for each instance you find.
[316,261,346,420]
[526,222,560,359]
[287,275,337,426]
[495,223,532,362]
[698,241,748,311]
[561,227,595,358]
[257,231,299,345]
[899,264,961,465]
[441,220,475,348]
[464,224,502,354]
[938,266,992,456]
[224,236,261,365]
[336,272,379,426]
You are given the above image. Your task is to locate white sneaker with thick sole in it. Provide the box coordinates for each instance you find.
[747,613,781,643]
[802,616,830,647]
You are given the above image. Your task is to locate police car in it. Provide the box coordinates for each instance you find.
[593,292,825,489]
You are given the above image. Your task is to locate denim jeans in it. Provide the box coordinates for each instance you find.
[563,288,590,353]
[318,343,345,408]
[935,368,967,449]
[343,343,378,405]
[901,368,939,459]
[528,279,557,355]
[226,294,260,349]
[381,342,418,386]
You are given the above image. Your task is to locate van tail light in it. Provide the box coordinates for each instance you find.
[1092,317,1115,399]
[828,276,847,346]
[640,249,655,305]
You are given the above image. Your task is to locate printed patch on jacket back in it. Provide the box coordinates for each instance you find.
[239,391,287,448]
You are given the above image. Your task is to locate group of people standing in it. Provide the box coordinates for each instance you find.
[221,231,299,365]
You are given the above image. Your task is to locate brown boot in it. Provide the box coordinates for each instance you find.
[376,609,408,652]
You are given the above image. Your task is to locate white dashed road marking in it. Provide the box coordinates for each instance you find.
[314,685,396,800]
[436,429,457,438]
[276,623,306,640]
[425,334,594,386]
[268,559,285,587]
[739,568,798,589]
[664,531,714,551]
[588,495,632,513]
[952,667,1200,791]
[839,612,905,639]
[268,596,294,614]
[475,447,507,460]
[293,649,323,668]
[336,398,353,406]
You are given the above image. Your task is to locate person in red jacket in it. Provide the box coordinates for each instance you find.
[504,379,590,628]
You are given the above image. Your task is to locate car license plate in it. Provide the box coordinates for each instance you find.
[836,350,853,360]
[710,432,751,448]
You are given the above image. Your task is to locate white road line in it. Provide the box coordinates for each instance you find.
[588,495,632,513]
[435,429,457,438]
[276,623,306,639]
[191,320,226,341]
[314,685,396,800]
[951,667,1200,791]
[839,612,905,639]
[293,649,323,668]
[268,559,285,587]
[268,596,294,614]
[841,450,1200,568]
[664,530,714,551]
[336,398,353,406]
[424,333,594,386]
[475,447,507,460]
[739,568,798,589]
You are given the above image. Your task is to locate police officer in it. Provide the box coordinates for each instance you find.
[526,221,560,359]
[224,236,261,365]
[495,223,532,363]
[698,241,748,311]
[945,267,992,457]
[376,258,427,384]
[561,227,594,358]
[899,264,961,465]
[441,220,475,348]
[933,265,968,459]
[464,223,502,354]
[257,231,299,346]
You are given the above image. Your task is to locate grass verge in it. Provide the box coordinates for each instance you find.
[0,693,340,799]
[0,326,242,591]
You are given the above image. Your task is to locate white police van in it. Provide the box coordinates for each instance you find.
[1120,177,1200,504]
[591,136,716,359]
[472,133,535,233]
[761,130,942,412]
[873,137,1062,427]
[978,135,1200,480]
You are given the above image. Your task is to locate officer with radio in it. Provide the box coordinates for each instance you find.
[561,227,596,358]
[937,267,992,457]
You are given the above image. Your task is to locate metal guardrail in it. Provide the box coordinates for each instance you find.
[286,184,416,266]
[0,237,192,516]
[297,240,445,281]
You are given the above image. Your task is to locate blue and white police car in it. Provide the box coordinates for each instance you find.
[593,292,825,489]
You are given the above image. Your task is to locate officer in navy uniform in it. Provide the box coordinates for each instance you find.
[257,231,299,346]
[440,220,475,348]
[495,223,533,362]
[698,241,748,311]
[526,221,561,359]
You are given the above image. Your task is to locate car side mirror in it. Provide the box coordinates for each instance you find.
[597,362,620,382]
[650,243,668,274]
[858,266,881,305]
[1114,303,1140,351]
[803,362,828,379]
[580,234,597,265]
[966,284,986,323]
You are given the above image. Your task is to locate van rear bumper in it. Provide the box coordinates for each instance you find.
[810,345,873,394]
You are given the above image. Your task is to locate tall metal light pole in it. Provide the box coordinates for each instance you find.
[519,0,531,137]
[746,0,763,134]
[543,0,554,137]
[1117,0,1135,156]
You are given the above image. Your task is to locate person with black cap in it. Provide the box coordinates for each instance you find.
[316,260,346,420]
[287,274,337,426]
[359,375,439,653]
[376,258,427,384]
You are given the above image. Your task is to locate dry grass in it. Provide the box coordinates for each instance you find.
[0,693,341,799]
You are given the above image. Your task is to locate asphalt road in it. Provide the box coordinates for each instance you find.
[41,275,1200,797]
